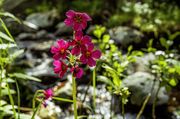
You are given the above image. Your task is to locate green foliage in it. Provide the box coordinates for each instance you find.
[0,12,40,118]
[70,0,103,16]
[94,26,143,105]
[25,0,54,14]
[150,52,180,88]
[106,0,180,35]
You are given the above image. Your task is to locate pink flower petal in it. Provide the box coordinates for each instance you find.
[80,45,86,53]
[74,23,82,31]
[87,43,94,51]
[64,18,72,26]
[53,60,61,73]
[92,50,101,59]
[71,46,81,56]
[80,55,87,64]
[57,39,66,48]
[81,21,87,30]
[75,31,83,40]
[66,10,75,18]
[44,89,53,100]
[53,53,61,60]
[70,67,75,73]
[76,68,83,78]
[82,35,91,44]
[53,60,61,67]
[87,57,96,67]
[82,13,92,21]
[51,46,59,54]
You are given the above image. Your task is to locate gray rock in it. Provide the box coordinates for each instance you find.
[18,40,53,51]
[16,30,56,41]
[16,33,36,41]
[127,53,156,74]
[26,58,54,77]
[109,26,143,47]
[122,72,169,105]
[55,22,73,35]
[86,25,96,35]
[26,10,58,29]
[2,0,27,11]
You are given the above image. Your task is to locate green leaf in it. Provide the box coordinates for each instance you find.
[9,73,41,82]
[102,64,118,74]
[0,18,15,42]
[169,78,178,87]
[0,31,14,42]
[160,37,168,49]
[0,43,17,49]
[128,45,133,53]
[78,115,88,119]
[169,32,180,41]
[10,49,24,59]
[0,12,21,23]
[102,34,110,43]
[113,77,121,87]
[2,78,15,83]
[0,100,7,106]
[97,76,114,88]
[1,88,16,96]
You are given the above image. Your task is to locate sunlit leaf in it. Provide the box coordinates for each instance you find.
[0,31,14,42]
[0,18,14,42]
[1,88,16,96]
[0,12,21,23]
[169,78,178,87]
[9,73,41,82]
[10,49,24,59]
[97,76,114,88]
[0,43,17,49]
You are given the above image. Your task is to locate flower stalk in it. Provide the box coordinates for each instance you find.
[93,68,96,111]
[72,75,78,119]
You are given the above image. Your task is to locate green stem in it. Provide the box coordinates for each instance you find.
[31,101,42,119]
[52,97,73,103]
[6,78,16,119]
[72,75,77,119]
[122,101,125,119]
[32,90,43,111]
[93,68,96,111]
[152,82,161,119]
[15,79,20,119]
[136,93,151,119]
[0,66,2,107]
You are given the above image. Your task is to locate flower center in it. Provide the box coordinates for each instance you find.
[62,64,66,71]
[76,40,81,45]
[60,49,65,54]
[86,51,91,57]
[74,15,82,23]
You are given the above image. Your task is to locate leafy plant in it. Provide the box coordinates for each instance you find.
[93,25,143,118]
[0,12,41,118]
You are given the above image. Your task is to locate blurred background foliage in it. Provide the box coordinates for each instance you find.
[0,0,180,118]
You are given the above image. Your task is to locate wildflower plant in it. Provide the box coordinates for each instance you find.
[51,10,101,119]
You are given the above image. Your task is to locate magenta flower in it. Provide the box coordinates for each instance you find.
[70,31,92,56]
[70,66,84,78]
[64,10,91,31]
[80,44,101,67]
[51,39,69,60]
[53,60,68,78]
[43,89,53,100]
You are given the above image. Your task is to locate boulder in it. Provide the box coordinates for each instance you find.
[109,26,143,47]
[55,22,73,36]
[122,72,169,105]
[25,10,58,29]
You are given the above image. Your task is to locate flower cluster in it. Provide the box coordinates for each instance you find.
[51,10,101,79]
[43,88,53,107]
